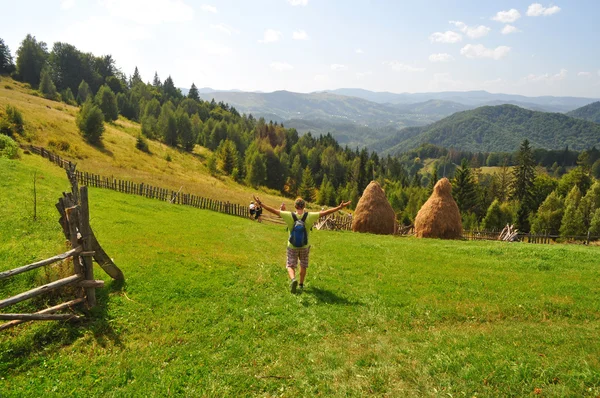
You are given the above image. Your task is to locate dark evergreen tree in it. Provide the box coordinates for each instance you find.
[299,166,316,202]
[131,67,143,87]
[76,80,91,104]
[152,72,161,88]
[39,68,57,100]
[511,139,536,204]
[452,159,477,213]
[428,167,438,194]
[94,85,118,122]
[188,83,200,101]
[0,38,15,74]
[76,100,104,144]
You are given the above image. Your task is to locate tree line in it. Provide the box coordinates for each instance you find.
[2,33,600,239]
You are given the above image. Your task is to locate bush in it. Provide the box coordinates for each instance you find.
[136,135,150,153]
[0,134,19,159]
[76,100,104,144]
[48,139,70,151]
[165,153,172,162]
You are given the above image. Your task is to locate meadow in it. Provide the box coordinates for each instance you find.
[1,155,600,397]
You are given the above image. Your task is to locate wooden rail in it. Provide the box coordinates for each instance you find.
[0,247,81,280]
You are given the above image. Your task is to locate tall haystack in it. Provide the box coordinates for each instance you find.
[352,181,397,235]
[414,177,462,239]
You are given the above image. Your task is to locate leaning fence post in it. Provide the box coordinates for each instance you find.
[79,186,96,307]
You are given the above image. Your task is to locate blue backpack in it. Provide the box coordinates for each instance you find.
[289,213,309,247]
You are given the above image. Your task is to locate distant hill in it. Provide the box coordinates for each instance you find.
[326,88,598,112]
[392,99,471,115]
[567,101,600,123]
[371,104,600,155]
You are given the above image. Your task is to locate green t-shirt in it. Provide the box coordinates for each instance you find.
[280,211,320,248]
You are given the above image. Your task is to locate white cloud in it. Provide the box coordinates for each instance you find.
[355,48,364,54]
[525,69,567,83]
[314,74,328,82]
[578,72,591,77]
[356,71,372,79]
[292,30,309,40]
[270,62,293,71]
[100,0,194,24]
[429,31,462,44]
[449,21,491,39]
[527,3,561,16]
[492,9,521,23]
[288,0,308,5]
[501,25,521,34]
[428,53,454,63]
[61,0,75,9]
[386,61,426,72]
[200,4,217,13]
[330,64,348,71]
[460,44,511,60]
[259,29,282,43]
[210,23,238,36]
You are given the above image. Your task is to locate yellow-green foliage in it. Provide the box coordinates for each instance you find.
[0,77,288,206]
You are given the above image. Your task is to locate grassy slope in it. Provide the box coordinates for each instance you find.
[1,156,600,397]
[0,76,287,207]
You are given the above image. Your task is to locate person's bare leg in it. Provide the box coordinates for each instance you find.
[287,266,296,280]
[299,267,307,284]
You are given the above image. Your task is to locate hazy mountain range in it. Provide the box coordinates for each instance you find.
[182,87,599,151]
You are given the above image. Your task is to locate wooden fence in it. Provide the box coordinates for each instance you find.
[463,229,598,244]
[25,145,354,229]
[0,166,123,331]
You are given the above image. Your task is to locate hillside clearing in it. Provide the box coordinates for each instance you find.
[1,156,600,397]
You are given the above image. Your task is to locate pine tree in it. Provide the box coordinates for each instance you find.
[152,72,161,88]
[560,186,585,237]
[511,139,536,204]
[299,166,316,202]
[217,139,238,175]
[428,167,438,194]
[76,100,104,144]
[39,68,57,100]
[94,85,118,121]
[452,158,476,213]
[188,83,200,101]
[76,80,91,104]
[589,209,600,236]
[131,67,143,87]
[176,110,194,151]
[0,38,15,74]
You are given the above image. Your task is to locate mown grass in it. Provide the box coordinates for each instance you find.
[0,76,287,207]
[1,156,600,397]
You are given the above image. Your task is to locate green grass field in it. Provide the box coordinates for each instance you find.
[1,155,600,397]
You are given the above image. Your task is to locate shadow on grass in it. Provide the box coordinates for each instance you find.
[0,279,125,375]
[303,287,362,306]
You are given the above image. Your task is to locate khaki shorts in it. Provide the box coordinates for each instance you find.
[286,246,310,269]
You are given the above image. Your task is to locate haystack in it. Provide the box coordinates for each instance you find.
[414,178,462,239]
[352,181,397,235]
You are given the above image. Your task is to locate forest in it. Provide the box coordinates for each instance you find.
[2,34,600,237]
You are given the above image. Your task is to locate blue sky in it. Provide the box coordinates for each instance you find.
[3,0,599,97]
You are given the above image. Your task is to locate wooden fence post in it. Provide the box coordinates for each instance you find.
[79,186,96,307]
